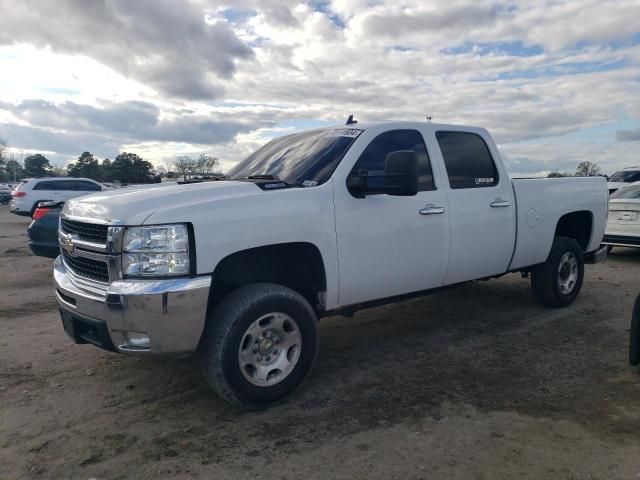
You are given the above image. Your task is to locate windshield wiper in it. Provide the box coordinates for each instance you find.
[247,174,277,180]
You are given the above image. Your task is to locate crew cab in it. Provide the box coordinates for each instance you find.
[53,121,608,406]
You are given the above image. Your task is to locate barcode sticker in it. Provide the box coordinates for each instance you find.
[326,128,363,138]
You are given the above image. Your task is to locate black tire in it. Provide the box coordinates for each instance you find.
[198,283,318,407]
[630,295,640,366]
[531,236,584,308]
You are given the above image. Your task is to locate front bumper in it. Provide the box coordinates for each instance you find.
[54,256,212,355]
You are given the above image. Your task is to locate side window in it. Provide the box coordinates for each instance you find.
[76,181,101,191]
[56,180,77,191]
[436,131,499,189]
[350,130,435,191]
[33,181,55,191]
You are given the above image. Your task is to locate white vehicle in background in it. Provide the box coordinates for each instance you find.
[10,177,104,216]
[603,181,640,250]
[608,167,640,195]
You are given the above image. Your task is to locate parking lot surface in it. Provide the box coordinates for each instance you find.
[1,206,639,479]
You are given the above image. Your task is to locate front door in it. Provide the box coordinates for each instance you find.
[333,128,451,306]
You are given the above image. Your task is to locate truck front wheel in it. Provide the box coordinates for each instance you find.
[198,283,318,407]
[531,236,584,308]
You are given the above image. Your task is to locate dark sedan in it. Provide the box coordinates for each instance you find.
[28,201,63,259]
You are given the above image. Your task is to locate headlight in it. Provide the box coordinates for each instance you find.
[122,224,190,277]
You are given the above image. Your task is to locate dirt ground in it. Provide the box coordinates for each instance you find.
[1,206,639,480]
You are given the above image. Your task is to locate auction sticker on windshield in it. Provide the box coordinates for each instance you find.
[326,128,363,138]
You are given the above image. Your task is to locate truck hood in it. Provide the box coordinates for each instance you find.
[63,181,260,225]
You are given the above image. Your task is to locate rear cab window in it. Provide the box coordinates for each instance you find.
[436,131,499,189]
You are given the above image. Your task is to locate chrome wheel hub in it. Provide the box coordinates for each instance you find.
[238,312,302,387]
[557,252,578,295]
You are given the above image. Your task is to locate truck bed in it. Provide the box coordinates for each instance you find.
[508,177,608,270]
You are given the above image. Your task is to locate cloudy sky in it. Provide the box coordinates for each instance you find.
[0,0,639,176]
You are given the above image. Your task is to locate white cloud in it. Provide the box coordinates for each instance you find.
[0,0,638,175]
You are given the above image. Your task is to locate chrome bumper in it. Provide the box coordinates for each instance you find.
[54,256,212,355]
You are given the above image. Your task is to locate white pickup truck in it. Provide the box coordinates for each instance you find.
[54,121,608,406]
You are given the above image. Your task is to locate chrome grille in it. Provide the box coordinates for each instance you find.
[61,219,109,243]
[62,250,110,283]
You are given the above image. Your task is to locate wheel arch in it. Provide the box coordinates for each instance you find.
[554,210,594,252]
[207,242,328,316]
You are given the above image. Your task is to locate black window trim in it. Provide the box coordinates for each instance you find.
[435,130,500,190]
[349,128,438,194]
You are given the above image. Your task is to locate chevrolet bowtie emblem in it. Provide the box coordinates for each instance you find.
[61,232,78,256]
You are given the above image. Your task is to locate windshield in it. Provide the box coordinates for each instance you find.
[227,128,362,186]
[609,170,640,183]
[611,184,640,199]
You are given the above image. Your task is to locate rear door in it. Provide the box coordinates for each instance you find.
[432,129,516,284]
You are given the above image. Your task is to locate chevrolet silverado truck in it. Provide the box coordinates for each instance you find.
[54,121,608,406]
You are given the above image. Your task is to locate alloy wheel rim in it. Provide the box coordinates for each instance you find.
[238,312,302,387]
[557,252,578,295]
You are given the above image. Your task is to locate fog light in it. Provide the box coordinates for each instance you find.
[124,332,150,349]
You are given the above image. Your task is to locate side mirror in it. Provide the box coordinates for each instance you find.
[347,150,419,198]
[383,150,419,196]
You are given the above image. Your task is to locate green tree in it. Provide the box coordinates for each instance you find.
[5,159,24,182]
[67,152,101,180]
[111,152,154,183]
[101,159,112,181]
[23,154,52,178]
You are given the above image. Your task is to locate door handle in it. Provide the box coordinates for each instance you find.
[490,198,511,208]
[419,204,445,215]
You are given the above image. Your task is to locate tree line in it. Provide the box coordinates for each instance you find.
[0,137,158,184]
[67,152,158,183]
[171,154,220,181]
[1,137,224,185]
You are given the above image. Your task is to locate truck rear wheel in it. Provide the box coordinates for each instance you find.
[531,236,584,308]
[198,283,318,407]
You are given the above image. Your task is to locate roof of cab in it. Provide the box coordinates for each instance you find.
[318,120,482,132]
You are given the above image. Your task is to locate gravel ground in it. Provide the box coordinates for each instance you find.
[1,206,639,480]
